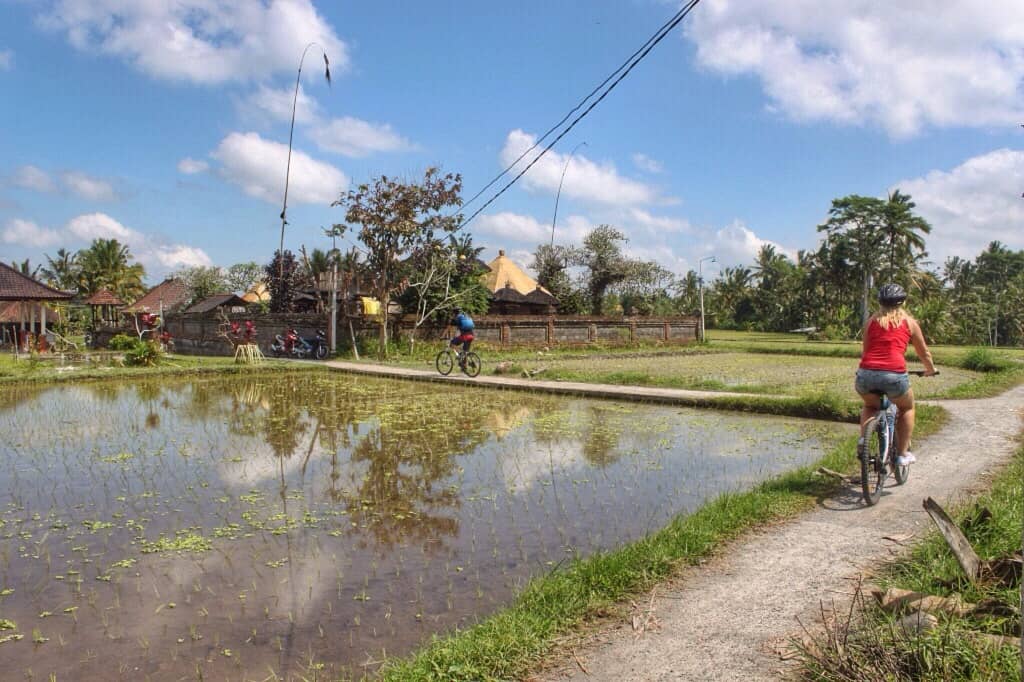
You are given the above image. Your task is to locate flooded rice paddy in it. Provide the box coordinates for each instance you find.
[0,373,851,680]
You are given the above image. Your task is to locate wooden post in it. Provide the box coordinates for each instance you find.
[664,320,670,341]
[629,320,636,343]
[546,316,555,345]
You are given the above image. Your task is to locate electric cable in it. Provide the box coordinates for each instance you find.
[458,0,701,231]
[460,0,700,214]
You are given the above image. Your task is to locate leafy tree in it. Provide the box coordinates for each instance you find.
[41,248,80,291]
[531,244,585,314]
[576,225,632,315]
[225,262,263,295]
[265,250,300,314]
[879,190,931,281]
[173,266,228,306]
[329,167,463,355]
[76,239,146,302]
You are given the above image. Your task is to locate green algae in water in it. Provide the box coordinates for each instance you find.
[0,372,850,680]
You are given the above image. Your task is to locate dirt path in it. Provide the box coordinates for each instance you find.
[323,359,767,403]
[536,384,1024,682]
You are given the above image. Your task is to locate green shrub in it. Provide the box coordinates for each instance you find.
[960,347,1011,373]
[124,340,163,367]
[108,334,140,351]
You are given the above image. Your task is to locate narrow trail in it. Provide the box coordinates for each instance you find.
[323,359,768,403]
[534,384,1024,681]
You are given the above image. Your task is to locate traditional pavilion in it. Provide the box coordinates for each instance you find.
[185,293,248,315]
[122,278,190,319]
[481,250,558,315]
[0,262,73,350]
[83,288,124,328]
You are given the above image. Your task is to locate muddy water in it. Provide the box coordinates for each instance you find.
[0,373,849,679]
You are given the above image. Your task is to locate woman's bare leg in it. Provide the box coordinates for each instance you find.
[892,389,915,455]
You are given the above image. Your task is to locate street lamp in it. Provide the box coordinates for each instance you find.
[550,141,587,247]
[698,255,716,342]
[278,42,331,279]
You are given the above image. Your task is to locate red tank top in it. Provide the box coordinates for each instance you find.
[860,318,911,372]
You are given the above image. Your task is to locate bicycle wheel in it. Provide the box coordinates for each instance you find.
[859,417,886,506]
[435,349,455,375]
[462,352,481,377]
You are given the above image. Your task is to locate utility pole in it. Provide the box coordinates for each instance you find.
[698,255,716,343]
[550,141,587,247]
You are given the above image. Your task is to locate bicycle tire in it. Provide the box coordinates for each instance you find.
[436,350,454,375]
[860,417,885,506]
[462,352,481,377]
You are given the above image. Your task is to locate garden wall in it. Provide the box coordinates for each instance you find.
[141,313,699,356]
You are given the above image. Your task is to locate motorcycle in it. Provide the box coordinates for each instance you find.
[270,328,328,360]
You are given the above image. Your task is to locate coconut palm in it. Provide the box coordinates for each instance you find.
[41,248,80,291]
[76,239,146,302]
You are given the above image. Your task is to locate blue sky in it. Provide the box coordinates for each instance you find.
[2,0,1022,285]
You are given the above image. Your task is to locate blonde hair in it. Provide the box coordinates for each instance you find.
[874,304,911,330]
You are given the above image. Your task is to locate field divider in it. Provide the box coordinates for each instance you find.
[318,360,864,421]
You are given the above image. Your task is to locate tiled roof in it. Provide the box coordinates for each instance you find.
[185,293,248,314]
[123,278,190,313]
[83,289,124,306]
[0,262,74,301]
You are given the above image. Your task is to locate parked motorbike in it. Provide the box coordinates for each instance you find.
[270,328,328,360]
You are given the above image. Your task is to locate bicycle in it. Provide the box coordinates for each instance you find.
[435,345,481,377]
[858,370,937,506]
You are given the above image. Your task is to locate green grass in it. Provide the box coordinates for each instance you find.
[799,443,1023,681]
[0,352,311,385]
[375,407,948,681]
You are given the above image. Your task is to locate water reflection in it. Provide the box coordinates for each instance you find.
[0,373,851,680]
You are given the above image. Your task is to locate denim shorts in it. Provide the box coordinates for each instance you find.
[855,369,910,398]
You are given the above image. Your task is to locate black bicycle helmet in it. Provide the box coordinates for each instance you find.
[878,283,907,306]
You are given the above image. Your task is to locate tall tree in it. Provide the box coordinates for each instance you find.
[173,266,228,306]
[576,225,632,315]
[76,239,146,301]
[41,248,80,291]
[880,189,931,280]
[329,167,463,355]
[818,195,886,325]
[225,262,264,295]
[265,250,300,314]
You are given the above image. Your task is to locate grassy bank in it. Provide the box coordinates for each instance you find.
[0,353,312,385]
[375,407,947,681]
[799,443,1023,680]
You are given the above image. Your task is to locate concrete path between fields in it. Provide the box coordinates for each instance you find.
[531,384,1024,682]
[322,359,769,405]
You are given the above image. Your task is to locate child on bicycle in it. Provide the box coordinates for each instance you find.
[449,307,474,366]
[856,284,936,466]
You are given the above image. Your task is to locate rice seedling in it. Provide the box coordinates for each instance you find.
[0,371,853,679]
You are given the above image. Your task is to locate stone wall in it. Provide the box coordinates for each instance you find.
[155,312,699,356]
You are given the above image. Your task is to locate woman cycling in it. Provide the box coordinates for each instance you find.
[856,283,937,466]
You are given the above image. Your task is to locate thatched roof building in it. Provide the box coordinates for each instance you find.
[481,250,557,315]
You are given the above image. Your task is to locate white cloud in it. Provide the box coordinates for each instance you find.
[894,148,1024,265]
[12,165,56,193]
[211,131,348,204]
[706,220,794,269]
[66,212,140,242]
[2,218,62,248]
[62,171,117,201]
[620,208,691,235]
[0,49,12,70]
[150,244,213,269]
[687,1,1024,136]
[475,212,594,248]
[177,157,209,175]
[500,130,658,205]
[308,116,413,157]
[632,153,663,174]
[38,0,348,84]
[243,83,320,124]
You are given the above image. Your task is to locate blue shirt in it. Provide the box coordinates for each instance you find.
[452,313,474,333]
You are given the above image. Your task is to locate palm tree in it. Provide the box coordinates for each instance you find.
[76,239,146,302]
[880,190,931,280]
[41,248,80,291]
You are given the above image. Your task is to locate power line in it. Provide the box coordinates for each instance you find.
[460,2,697,215]
[458,0,702,230]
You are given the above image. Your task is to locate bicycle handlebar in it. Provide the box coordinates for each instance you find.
[909,370,939,377]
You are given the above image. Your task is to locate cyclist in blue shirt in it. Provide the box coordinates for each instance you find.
[449,308,475,363]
